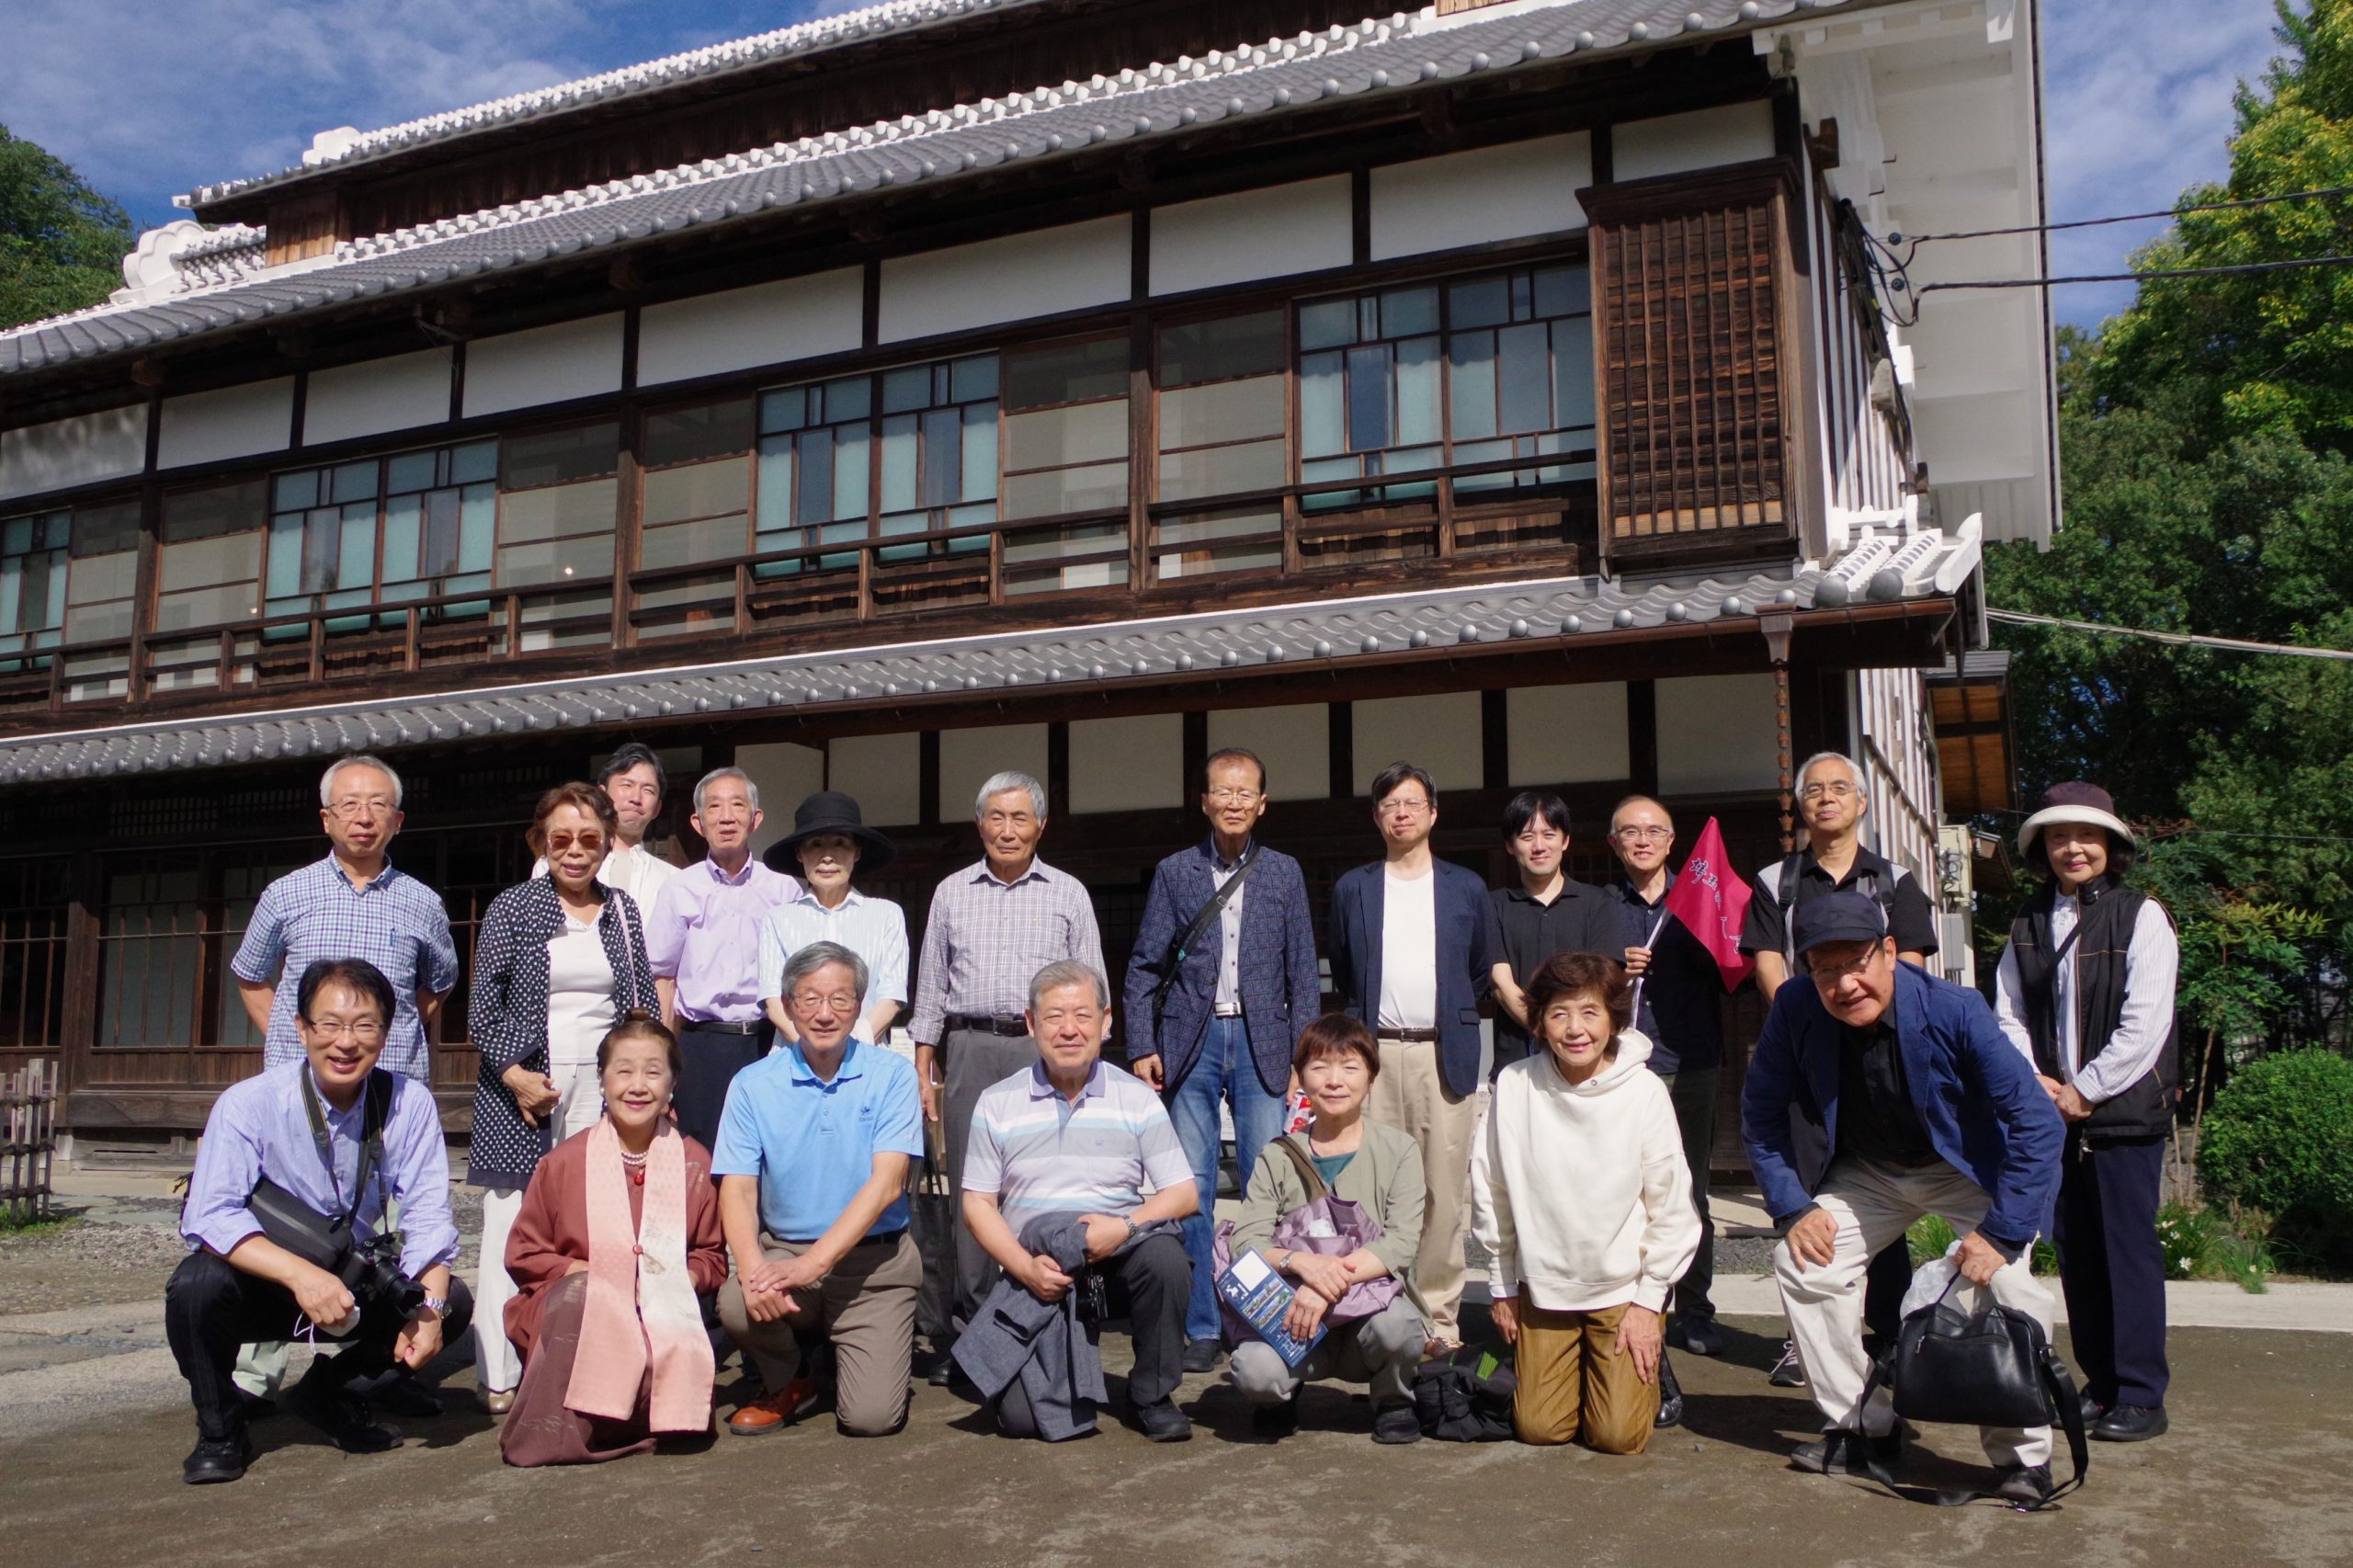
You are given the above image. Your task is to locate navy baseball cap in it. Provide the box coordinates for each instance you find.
[1791,890,1889,956]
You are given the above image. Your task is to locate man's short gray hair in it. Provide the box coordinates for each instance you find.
[975,769,1048,823]
[1795,751,1864,792]
[781,940,869,1005]
[1028,959,1108,1014]
[320,754,404,809]
[693,766,759,815]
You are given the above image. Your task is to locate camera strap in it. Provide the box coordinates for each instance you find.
[298,1067,393,1226]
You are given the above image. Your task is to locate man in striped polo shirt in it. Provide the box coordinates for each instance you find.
[961,960,1199,1441]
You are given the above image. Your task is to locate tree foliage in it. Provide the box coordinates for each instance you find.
[0,125,135,330]
[1984,2,2353,1069]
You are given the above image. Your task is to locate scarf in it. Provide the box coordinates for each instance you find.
[564,1118,713,1433]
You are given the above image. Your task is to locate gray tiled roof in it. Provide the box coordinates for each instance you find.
[1,0,1899,380]
[0,522,1978,786]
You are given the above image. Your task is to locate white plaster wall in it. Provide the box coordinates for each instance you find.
[828,733,924,827]
[1612,102,1777,183]
[0,405,149,502]
[879,218,1130,345]
[1368,133,1591,262]
[156,379,294,471]
[1070,713,1184,814]
[735,741,828,860]
[942,723,1051,823]
[302,349,453,448]
[1655,673,1780,795]
[1506,682,1630,786]
[1352,692,1483,795]
[1151,177,1352,296]
[462,315,625,418]
[637,269,865,386]
[1208,703,1329,804]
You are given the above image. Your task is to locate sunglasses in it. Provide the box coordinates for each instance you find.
[545,831,607,853]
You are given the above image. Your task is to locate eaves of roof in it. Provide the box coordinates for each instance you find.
[1,0,1901,382]
[181,0,1071,212]
[0,521,1978,787]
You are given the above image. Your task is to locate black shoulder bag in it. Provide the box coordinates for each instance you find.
[1855,1272,2091,1510]
[244,1068,399,1284]
[1149,844,1260,1040]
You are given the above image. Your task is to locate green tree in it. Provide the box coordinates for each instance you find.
[1984,1,2353,1063]
[0,126,136,330]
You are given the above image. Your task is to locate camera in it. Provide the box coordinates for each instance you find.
[338,1230,426,1319]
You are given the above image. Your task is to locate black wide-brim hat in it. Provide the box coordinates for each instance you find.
[762,790,897,873]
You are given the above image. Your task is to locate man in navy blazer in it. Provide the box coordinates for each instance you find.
[1124,746,1324,1369]
[1743,891,2065,1499]
[1326,759,1503,1349]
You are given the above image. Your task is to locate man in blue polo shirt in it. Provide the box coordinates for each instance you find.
[716,940,925,1438]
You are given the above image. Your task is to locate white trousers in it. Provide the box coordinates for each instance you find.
[473,1184,526,1394]
[1773,1155,2054,1468]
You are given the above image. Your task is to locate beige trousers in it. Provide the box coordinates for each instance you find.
[1365,1035,1479,1342]
[1513,1301,1658,1454]
[1774,1155,2054,1467]
[719,1231,921,1437]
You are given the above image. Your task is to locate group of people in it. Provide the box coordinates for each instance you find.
[165,738,2178,1507]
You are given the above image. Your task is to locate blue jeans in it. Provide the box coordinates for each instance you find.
[1165,1015,1289,1343]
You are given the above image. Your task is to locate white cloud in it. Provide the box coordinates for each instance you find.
[2040,0,2288,326]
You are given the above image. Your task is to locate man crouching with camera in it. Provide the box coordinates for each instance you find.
[167,957,472,1483]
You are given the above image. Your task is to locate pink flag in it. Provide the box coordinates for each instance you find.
[1664,817,1755,993]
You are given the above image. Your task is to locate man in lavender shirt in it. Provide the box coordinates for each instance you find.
[646,766,800,1150]
[166,958,467,1485]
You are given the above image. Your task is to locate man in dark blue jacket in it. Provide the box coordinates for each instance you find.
[1743,892,2065,1502]
[1124,746,1324,1370]
[1328,759,1503,1350]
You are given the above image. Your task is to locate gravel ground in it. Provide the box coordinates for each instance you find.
[0,1221,189,1316]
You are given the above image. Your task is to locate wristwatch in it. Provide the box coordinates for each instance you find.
[1121,1217,1138,1242]
[415,1293,449,1318]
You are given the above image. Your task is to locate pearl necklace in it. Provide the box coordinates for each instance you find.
[620,1148,649,1187]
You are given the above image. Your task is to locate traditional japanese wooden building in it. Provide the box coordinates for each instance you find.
[0,0,2050,1161]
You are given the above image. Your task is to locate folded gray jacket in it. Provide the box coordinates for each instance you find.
[953,1210,1181,1441]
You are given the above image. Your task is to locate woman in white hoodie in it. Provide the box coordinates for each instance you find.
[1472,950,1699,1452]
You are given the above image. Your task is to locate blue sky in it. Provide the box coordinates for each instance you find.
[0,0,2293,332]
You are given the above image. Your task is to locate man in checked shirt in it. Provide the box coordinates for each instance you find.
[909,769,1105,1380]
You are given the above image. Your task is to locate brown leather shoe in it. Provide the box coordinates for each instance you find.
[727,1376,825,1437]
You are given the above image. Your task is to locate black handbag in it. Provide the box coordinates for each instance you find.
[244,1068,396,1284]
[1858,1272,2090,1509]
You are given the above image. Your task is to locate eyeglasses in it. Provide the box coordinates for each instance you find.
[1808,949,1882,983]
[1611,825,1672,843]
[791,991,861,1014]
[1205,788,1264,803]
[1798,781,1859,802]
[545,831,606,853]
[1381,798,1433,816]
[305,1019,386,1041]
[325,797,396,820]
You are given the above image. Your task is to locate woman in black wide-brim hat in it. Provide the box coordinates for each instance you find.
[755,791,908,1049]
[1992,780,2179,1445]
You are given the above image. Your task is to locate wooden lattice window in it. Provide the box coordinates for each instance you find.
[1583,160,1801,562]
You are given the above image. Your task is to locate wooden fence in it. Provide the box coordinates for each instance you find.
[2,1059,58,1225]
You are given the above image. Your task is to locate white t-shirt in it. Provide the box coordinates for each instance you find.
[546,914,619,1140]
[1378,867,1438,1031]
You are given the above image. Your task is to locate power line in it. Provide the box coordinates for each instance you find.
[1987,608,2353,663]
[1915,255,2353,293]
[1898,184,2353,245]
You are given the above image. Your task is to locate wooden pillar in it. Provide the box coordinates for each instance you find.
[59,850,103,1110]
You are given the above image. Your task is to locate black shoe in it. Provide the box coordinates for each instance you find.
[182,1435,253,1484]
[1131,1397,1193,1442]
[1371,1403,1423,1445]
[1790,1428,1900,1475]
[1768,1340,1807,1388]
[289,1375,404,1455]
[1251,1392,1301,1437]
[928,1358,957,1387]
[2094,1403,2168,1442]
[367,1375,443,1419]
[1669,1316,1725,1357]
[1181,1336,1223,1374]
[1654,1351,1685,1428]
[1995,1463,2054,1505]
[2077,1391,2108,1426]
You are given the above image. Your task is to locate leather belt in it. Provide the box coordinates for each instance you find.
[779,1227,906,1247]
[1376,1028,1439,1043]
[685,1018,766,1036]
[944,1013,1029,1037]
